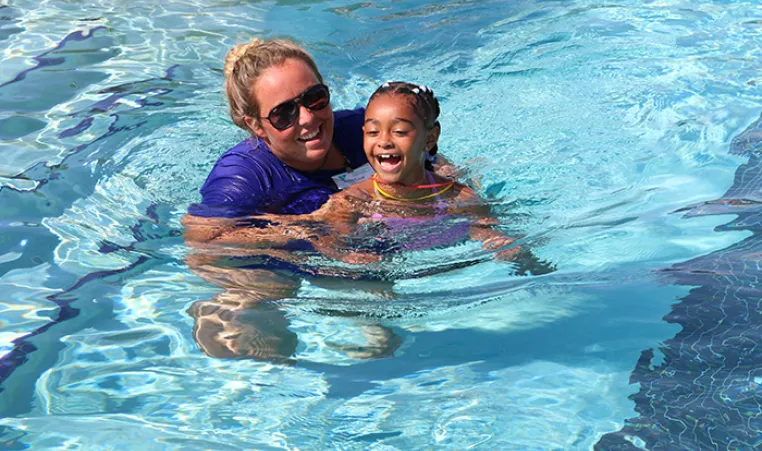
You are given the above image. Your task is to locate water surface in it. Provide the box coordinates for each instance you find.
[1,0,761,449]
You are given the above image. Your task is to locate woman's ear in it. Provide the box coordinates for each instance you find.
[425,123,441,152]
[244,115,268,141]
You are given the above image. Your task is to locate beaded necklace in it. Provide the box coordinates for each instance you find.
[372,174,454,202]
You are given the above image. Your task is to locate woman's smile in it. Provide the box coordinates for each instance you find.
[252,59,336,171]
[298,126,321,142]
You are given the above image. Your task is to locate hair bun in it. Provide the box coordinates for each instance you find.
[223,38,264,78]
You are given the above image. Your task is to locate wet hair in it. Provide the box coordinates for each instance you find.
[368,81,441,170]
[223,38,324,132]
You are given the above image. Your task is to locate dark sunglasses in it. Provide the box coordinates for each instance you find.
[259,84,331,131]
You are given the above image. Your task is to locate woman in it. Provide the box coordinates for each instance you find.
[183,38,402,362]
[183,38,375,246]
[183,38,458,246]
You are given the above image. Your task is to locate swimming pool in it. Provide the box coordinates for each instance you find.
[2,0,761,449]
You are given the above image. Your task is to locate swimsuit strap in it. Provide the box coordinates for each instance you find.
[426,171,450,214]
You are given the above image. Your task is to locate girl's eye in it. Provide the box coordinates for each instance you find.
[365,130,379,136]
[393,130,410,136]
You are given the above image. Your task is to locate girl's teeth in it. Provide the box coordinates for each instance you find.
[377,154,402,167]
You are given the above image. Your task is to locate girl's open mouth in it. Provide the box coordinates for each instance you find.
[377,154,402,172]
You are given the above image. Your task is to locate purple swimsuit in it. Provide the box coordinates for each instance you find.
[365,172,471,252]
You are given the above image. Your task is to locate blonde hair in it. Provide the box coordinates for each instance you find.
[223,38,324,132]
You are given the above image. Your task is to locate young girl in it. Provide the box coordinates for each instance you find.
[310,81,519,261]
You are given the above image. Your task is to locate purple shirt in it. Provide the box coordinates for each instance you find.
[188,108,366,217]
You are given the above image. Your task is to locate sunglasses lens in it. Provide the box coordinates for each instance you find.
[268,101,299,130]
[303,85,330,110]
[264,85,330,130]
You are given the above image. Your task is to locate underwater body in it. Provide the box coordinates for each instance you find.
[1,0,762,449]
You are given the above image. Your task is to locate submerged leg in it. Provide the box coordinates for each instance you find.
[309,277,404,359]
[189,291,299,364]
[187,263,301,363]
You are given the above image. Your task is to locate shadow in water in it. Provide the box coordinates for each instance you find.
[596,114,762,449]
[0,5,24,43]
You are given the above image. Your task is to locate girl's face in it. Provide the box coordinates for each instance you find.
[246,58,334,172]
[363,94,438,185]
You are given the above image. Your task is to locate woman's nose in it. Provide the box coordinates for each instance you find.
[298,104,316,125]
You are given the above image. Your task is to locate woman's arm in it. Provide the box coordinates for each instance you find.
[182,213,313,249]
[308,189,362,224]
[182,184,368,253]
[307,189,382,264]
[432,154,458,179]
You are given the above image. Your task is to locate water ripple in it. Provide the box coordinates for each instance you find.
[1,0,762,449]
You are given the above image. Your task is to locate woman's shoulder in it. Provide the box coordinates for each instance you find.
[333,107,367,167]
[334,107,365,124]
[334,107,365,137]
[190,138,297,216]
[205,138,287,186]
[206,138,269,176]
[216,137,275,163]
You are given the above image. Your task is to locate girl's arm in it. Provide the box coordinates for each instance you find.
[451,184,556,273]
[452,185,522,261]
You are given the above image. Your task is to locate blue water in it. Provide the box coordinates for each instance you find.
[1,0,762,449]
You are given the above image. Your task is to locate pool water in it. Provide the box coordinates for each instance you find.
[2,0,762,449]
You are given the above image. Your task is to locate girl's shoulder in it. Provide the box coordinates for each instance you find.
[442,180,490,216]
[435,176,477,202]
[451,181,477,199]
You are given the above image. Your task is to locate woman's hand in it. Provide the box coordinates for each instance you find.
[336,251,382,265]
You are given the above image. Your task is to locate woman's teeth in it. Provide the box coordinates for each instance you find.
[298,128,320,141]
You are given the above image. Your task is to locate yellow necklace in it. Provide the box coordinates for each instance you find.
[373,177,454,202]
